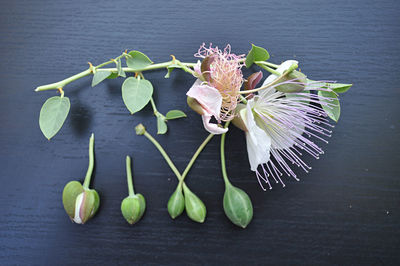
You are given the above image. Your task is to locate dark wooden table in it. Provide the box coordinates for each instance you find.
[1,0,399,265]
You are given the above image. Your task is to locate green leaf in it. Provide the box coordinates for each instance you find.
[121,77,153,114]
[165,110,187,120]
[126,51,153,70]
[107,72,119,79]
[116,58,126,77]
[325,83,352,93]
[91,70,112,87]
[164,63,182,79]
[39,96,70,139]
[245,44,270,68]
[318,90,340,122]
[156,114,168,134]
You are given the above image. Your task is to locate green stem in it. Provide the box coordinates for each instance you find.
[220,122,231,186]
[143,131,183,181]
[150,97,158,114]
[257,63,281,76]
[181,133,214,180]
[254,60,279,68]
[126,155,135,196]
[35,60,197,92]
[83,133,95,189]
[239,95,248,104]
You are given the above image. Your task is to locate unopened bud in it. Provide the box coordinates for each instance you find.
[63,185,100,224]
[135,123,146,135]
[121,194,146,225]
[276,70,307,93]
[182,183,206,223]
[167,183,185,219]
[223,183,253,228]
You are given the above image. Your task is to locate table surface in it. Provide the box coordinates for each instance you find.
[0,0,399,265]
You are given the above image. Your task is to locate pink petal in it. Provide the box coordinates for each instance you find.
[186,79,222,119]
[201,114,228,134]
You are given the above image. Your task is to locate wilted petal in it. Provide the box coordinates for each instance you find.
[186,79,222,119]
[202,114,228,134]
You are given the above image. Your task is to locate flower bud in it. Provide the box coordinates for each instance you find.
[186,96,204,115]
[183,183,206,223]
[135,123,146,135]
[73,189,100,224]
[223,183,253,228]
[121,194,146,225]
[276,70,307,93]
[167,184,185,219]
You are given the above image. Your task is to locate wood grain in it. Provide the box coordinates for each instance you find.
[0,0,399,265]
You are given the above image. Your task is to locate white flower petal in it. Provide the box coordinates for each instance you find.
[241,103,271,171]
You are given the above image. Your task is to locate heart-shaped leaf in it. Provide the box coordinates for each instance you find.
[165,110,187,120]
[318,90,340,122]
[92,70,112,87]
[245,44,270,68]
[39,96,70,139]
[126,51,153,71]
[156,115,168,134]
[121,77,153,114]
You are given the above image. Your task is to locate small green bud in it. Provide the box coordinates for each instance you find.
[276,70,307,93]
[135,123,146,135]
[121,194,146,225]
[187,97,204,115]
[167,183,185,219]
[223,183,253,228]
[183,183,206,223]
[72,188,100,224]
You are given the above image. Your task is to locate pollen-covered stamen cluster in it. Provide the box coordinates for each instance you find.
[252,80,338,190]
[195,43,244,121]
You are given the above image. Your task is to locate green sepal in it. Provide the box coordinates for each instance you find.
[90,189,100,218]
[275,70,307,93]
[164,63,182,78]
[324,82,352,93]
[78,189,97,224]
[167,183,185,219]
[318,90,341,122]
[245,44,270,68]
[62,181,84,219]
[182,183,206,223]
[223,183,253,228]
[121,194,146,225]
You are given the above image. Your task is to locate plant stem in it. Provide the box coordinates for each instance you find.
[257,63,281,76]
[35,60,197,92]
[220,122,231,186]
[150,97,158,114]
[143,131,183,181]
[126,155,135,196]
[254,60,279,68]
[181,133,214,180]
[83,133,95,189]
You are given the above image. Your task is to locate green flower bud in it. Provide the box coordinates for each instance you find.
[121,194,146,225]
[183,183,206,223]
[223,183,253,228]
[167,183,185,219]
[276,70,307,93]
[135,124,146,135]
[64,186,100,224]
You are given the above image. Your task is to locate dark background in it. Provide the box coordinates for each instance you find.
[0,0,399,265]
